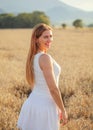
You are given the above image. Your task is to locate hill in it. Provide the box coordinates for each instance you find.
[46,6,93,25]
[0,8,5,13]
[0,0,93,25]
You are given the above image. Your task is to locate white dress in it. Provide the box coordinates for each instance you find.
[17,52,61,130]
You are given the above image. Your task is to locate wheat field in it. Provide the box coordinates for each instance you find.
[0,27,93,130]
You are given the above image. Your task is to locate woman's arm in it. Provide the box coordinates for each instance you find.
[39,54,67,114]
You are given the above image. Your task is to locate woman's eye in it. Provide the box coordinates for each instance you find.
[44,35,52,38]
[44,36,48,38]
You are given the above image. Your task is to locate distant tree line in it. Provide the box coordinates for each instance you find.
[88,24,93,27]
[0,11,50,28]
[0,11,93,29]
[61,19,93,29]
[61,19,84,29]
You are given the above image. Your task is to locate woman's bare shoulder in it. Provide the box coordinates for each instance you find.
[39,53,53,69]
[40,53,52,61]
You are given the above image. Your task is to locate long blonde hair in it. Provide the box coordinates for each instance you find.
[26,23,52,88]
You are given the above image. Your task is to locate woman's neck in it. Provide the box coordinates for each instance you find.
[37,49,47,53]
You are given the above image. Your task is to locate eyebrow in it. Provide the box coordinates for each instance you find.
[43,34,53,37]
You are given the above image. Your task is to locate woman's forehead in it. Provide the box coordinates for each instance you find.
[42,30,52,35]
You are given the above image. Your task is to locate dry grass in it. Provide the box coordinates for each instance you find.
[0,27,93,130]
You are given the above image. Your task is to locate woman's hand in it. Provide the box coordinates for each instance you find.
[59,110,68,126]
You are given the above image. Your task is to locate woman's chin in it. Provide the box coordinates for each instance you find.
[46,45,51,49]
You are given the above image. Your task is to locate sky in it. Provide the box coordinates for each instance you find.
[60,0,93,11]
[0,0,93,12]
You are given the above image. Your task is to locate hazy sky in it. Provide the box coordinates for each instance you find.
[59,0,93,11]
[0,0,93,12]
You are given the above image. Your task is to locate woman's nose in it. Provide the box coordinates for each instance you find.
[48,37,53,42]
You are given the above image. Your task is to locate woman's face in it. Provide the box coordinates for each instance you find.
[37,30,53,52]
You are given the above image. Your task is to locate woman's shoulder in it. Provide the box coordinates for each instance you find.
[40,53,52,61]
[39,53,53,67]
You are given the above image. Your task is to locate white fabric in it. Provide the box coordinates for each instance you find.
[17,52,61,130]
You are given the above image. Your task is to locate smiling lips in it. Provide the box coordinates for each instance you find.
[45,42,51,48]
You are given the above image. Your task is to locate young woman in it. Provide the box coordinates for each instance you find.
[17,23,68,130]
